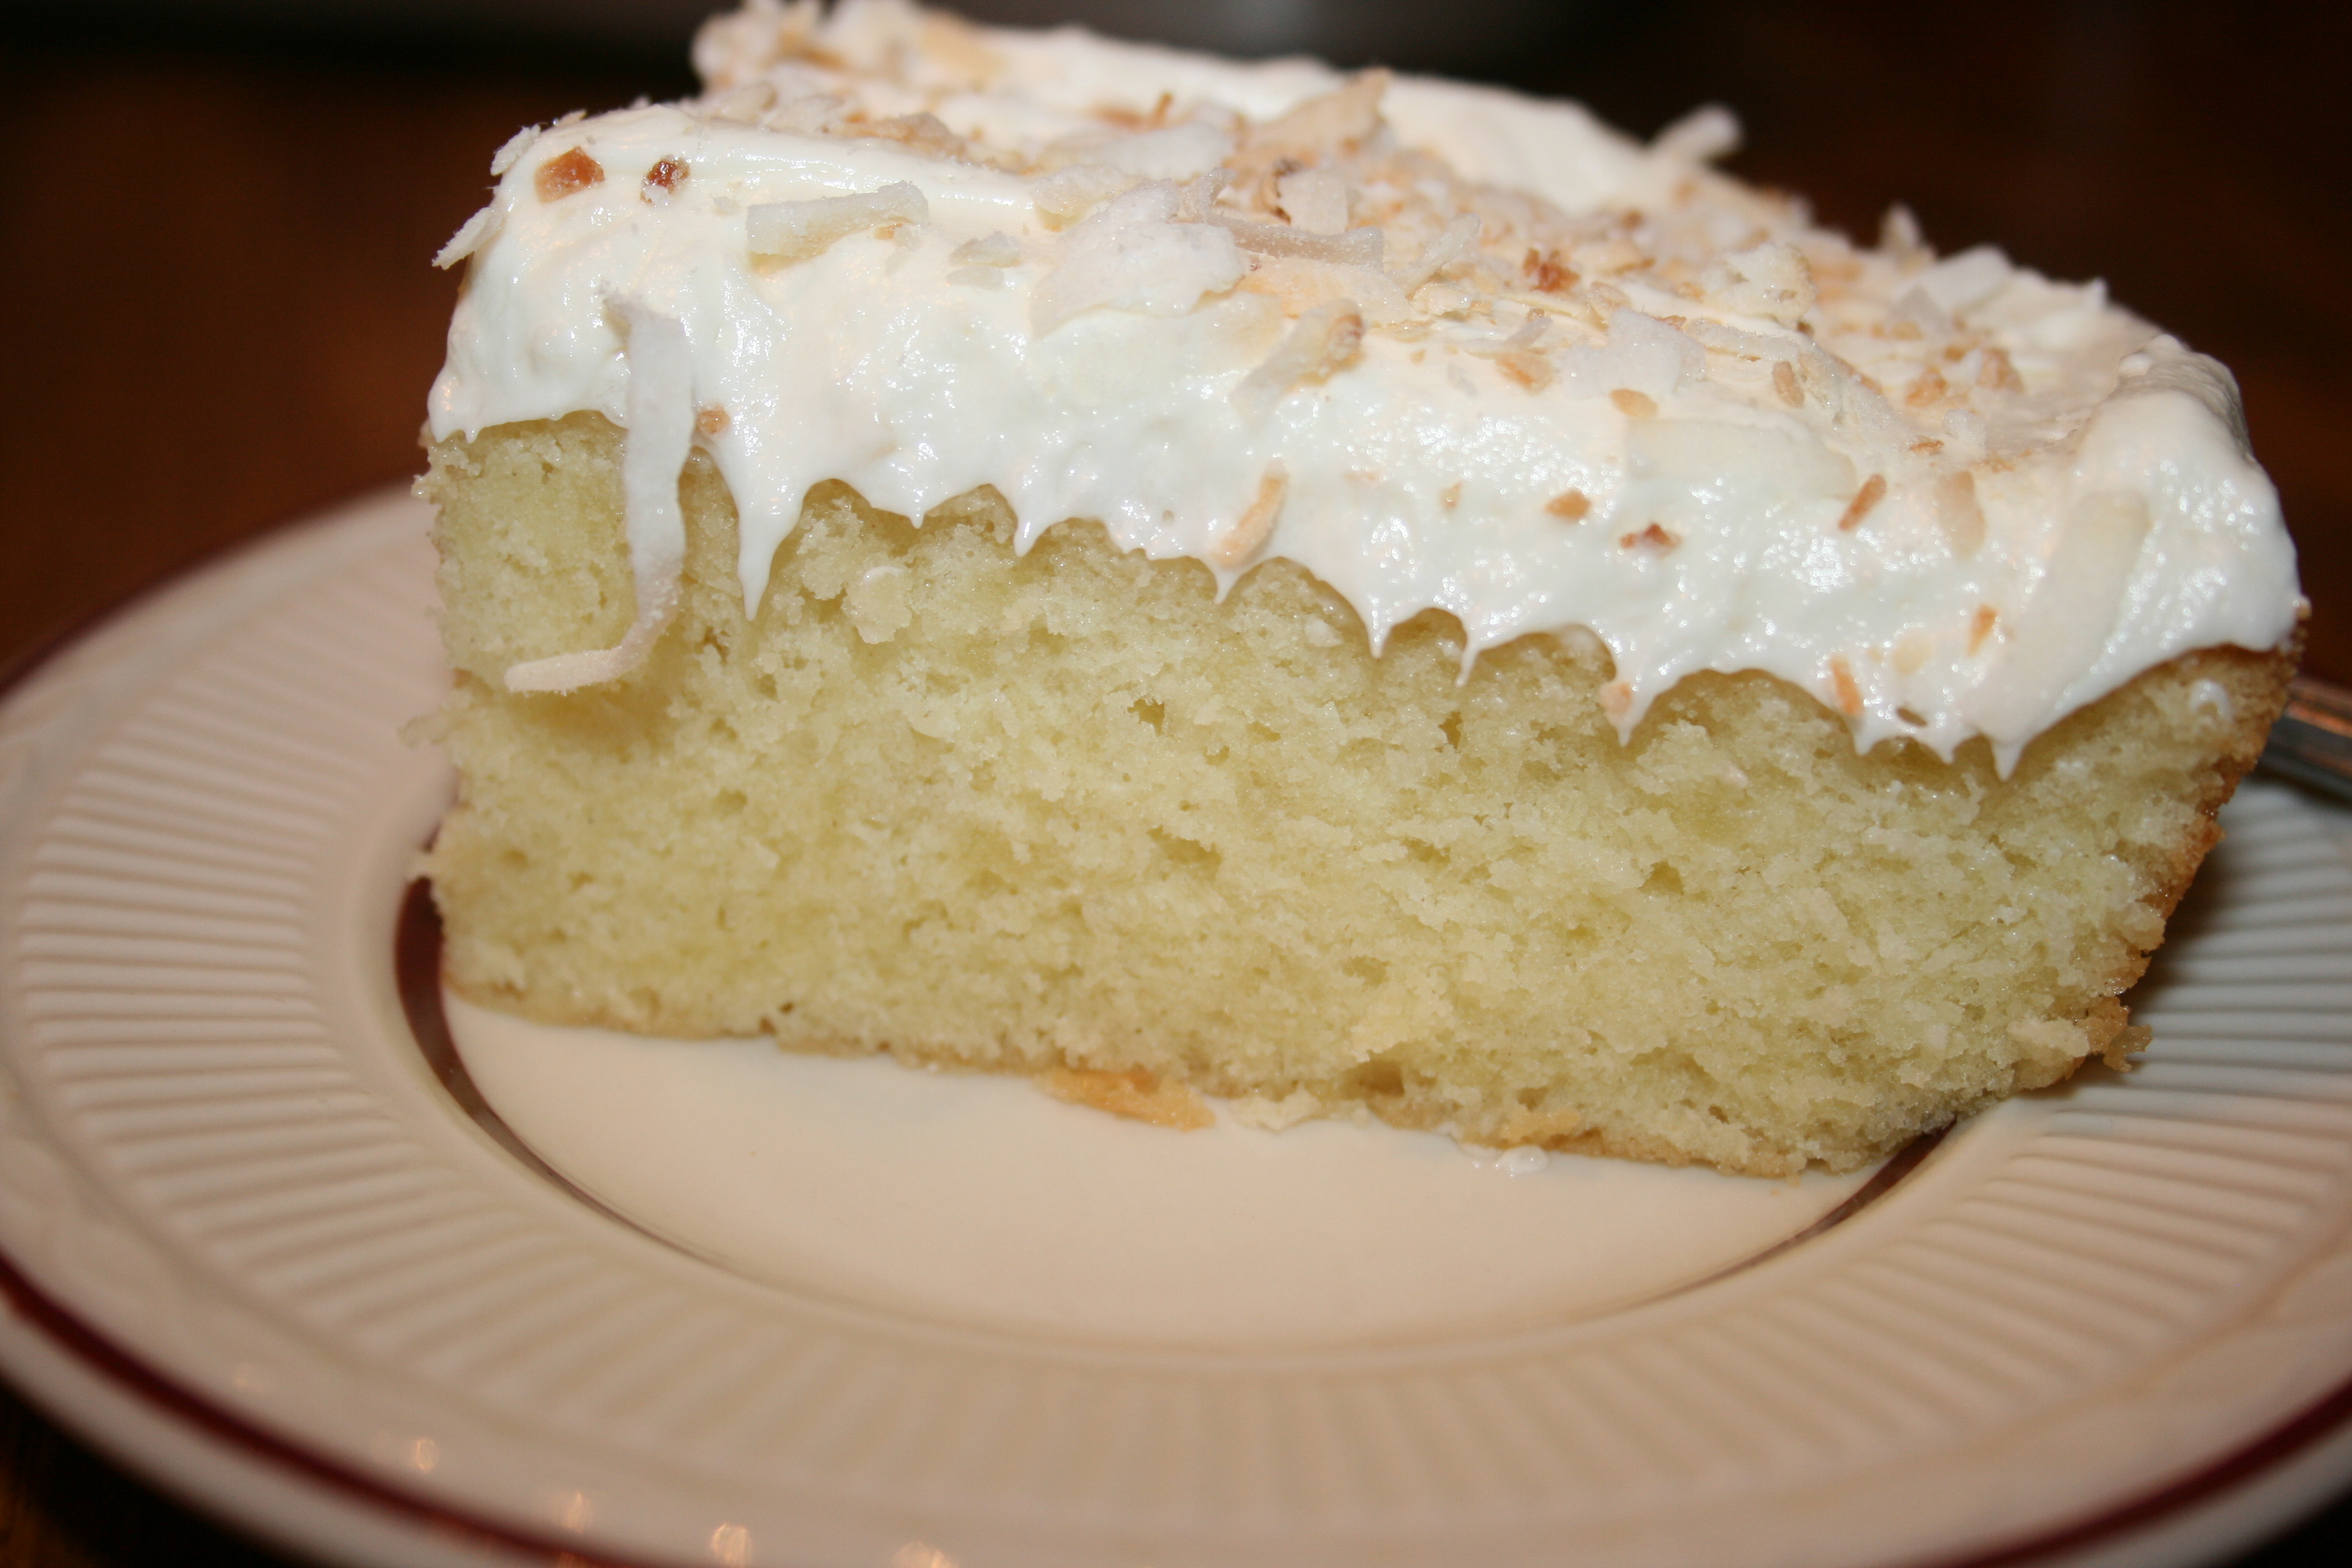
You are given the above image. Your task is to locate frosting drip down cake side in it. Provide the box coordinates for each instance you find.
[417,0,2302,1175]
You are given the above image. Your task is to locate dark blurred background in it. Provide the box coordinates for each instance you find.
[0,2,2347,1564]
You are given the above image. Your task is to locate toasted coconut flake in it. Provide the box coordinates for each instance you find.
[1772,359,1802,405]
[1700,240,1815,325]
[746,181,927,263]
[1173,168,1233,223]
[1557,310,1704,402]
[1524,248,1575,293]
[1970,604,1999,653]
[1459,311,1554,389]
[1476,310,1549,353]
[1033,163,1140,227]
[1620,521,1679,551]
[1978,345,2024,391]
[1241,256,1413,327]
[1796,351,1835,405]
[1677,317,1793,361]
[1211,211,1385,268]
[1212,462,1290,568]
[1242,70,1388,165]
[848,111,965,160]
[1829,655,1864,717]
[1610,388,1657,417]
[534,146,606,203]
[1906,365,1949,408]
[641,157,688,203]
[1837,472,1888,531]
[1880,203,1930,270]
[1275,167,1351,234]
[1651,103,1741,163]
[1498,352,1554,391]
[505,298,694,694]
[1935,470,1985,556]
[950,232,1023,266]
[1547,489,1592,520]
[489,123,541,177]
[765,93,846,135]
[1031,181,1247,335]
[1040,1066,1214,1131]
[1418,282,1475,318]
[433,205,496,270]
[1390,213,1480,295]
[1585,278,1633,313]
[1235,299,1365,417]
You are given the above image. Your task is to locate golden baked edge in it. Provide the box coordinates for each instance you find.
[416,413,2296,1176]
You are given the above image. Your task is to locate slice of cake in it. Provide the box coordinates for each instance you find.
[417,0,2301,1175]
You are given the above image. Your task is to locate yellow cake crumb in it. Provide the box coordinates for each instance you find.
[420,413,2291,1176]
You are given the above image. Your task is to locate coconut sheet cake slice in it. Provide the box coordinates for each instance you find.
[417,0,2301,1175]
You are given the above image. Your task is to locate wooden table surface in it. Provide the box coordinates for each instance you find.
[0,2,2346,1564]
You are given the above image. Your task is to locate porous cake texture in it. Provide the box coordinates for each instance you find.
[422,413,2288,1175]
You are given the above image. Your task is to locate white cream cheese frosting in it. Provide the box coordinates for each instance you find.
[428,0,2300,769]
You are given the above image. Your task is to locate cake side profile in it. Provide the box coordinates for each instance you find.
[422,413,2285,1175]
[418,1,2302,1175]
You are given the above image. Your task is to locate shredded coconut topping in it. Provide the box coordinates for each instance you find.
[1234,298,1365,418]
[746,180,929,261]
[1032,164,1139,227]
[1030,181,1246,335]
[1837,474,1888,532]
[431,0,2301,768]
[503,298,695,693]
[1390,213,1480,295]
[434,206,495,270]
[489,123,541,177]
[1212,211,1385,268]
[1212,461,1290,568]
[1650,103,1741,164]
[1274,168,1350,234]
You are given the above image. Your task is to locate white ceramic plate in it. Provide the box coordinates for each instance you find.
[4,490,2352,1568]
